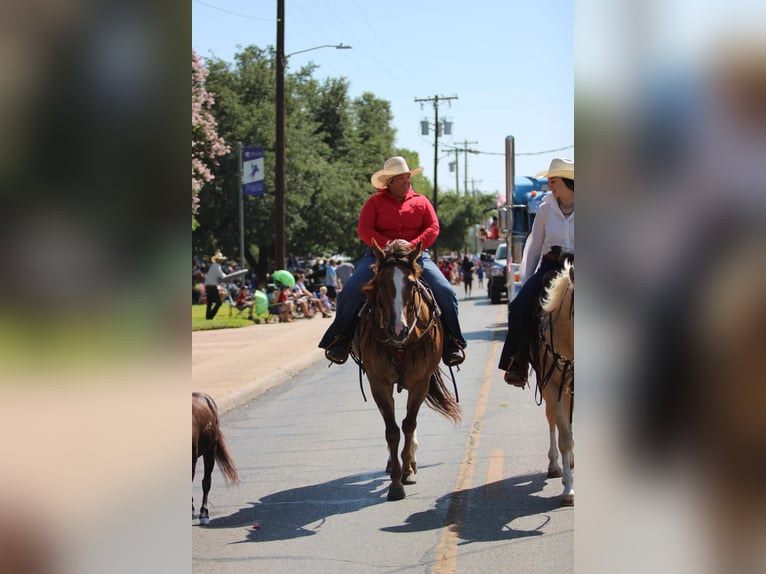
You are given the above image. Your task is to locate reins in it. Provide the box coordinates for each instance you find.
[534,288,574,424]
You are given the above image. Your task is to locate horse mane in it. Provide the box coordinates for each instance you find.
[542,261,574,313]
[362,240,422,299]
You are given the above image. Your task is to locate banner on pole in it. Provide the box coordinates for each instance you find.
[242,146,265,196]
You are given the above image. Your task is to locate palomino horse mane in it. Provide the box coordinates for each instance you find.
[541,260,574,315]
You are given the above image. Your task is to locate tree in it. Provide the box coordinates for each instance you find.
[192,49,229,229]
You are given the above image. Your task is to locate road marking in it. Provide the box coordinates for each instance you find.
[485,449,505,497]
[433,304,505,573]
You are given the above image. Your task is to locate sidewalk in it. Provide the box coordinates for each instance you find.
[192,315,332,413]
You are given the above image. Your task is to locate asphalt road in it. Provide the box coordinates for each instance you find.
[192,294,573,573]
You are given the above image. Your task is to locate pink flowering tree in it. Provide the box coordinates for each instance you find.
[192,49,229,228]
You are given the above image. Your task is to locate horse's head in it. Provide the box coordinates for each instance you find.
[366,238,424,345]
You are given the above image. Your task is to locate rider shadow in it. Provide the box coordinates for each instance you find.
[205,470,390,542]
[463,322,506,343]
[381,472,564,542]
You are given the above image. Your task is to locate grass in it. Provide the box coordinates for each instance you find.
[192,303,259,331]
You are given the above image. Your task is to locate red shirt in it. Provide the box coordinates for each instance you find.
[357,188,439,250]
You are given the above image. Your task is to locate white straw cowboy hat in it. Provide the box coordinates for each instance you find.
[543,158,574,180]
[370,156,424,189]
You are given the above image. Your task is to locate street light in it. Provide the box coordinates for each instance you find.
[287,43,352,58]
[275,2,351,270]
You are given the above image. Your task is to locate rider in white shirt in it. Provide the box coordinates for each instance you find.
[499,158,575,386]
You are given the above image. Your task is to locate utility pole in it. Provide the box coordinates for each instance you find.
[457,139,478,197]
[414,95,458,216]
[445,140,478,197]
[275,0,286,270]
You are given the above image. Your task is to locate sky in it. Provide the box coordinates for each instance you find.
[192,0,574,196]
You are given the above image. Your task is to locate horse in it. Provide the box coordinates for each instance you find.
[352,238,462,501]
[192,391,239,525]
[530,260,574,506]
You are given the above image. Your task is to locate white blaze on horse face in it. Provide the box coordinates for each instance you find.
[392,267,408,337]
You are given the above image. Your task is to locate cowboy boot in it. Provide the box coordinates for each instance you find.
[325,335,350,364]
[442,336,465,367]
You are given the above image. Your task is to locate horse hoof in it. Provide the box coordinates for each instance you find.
[402,473,417,485]
[387,485,406,501]
[547,468,562,479]
[199,516,210,526]
[561,495,574,507]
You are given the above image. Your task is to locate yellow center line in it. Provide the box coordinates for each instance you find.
[486,449,505,497]
[432,305,505,573]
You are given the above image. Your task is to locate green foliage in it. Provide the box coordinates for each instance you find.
[192,45,488,271]
[431,192,489,254]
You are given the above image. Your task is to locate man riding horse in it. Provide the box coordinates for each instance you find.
[318,156,467,367]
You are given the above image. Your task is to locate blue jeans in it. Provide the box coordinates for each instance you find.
[318,249,466,349]
[497,258,560,371]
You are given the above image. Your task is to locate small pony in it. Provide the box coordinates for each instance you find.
[192,391,239,525]
[530,260,574,506]
[352,238,462,501]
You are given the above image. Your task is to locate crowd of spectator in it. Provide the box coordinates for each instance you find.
[193,250,489,322]
[192,252,353,323]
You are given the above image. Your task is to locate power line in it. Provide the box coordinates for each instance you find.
[471,145,574,157]
[193,0,274,21]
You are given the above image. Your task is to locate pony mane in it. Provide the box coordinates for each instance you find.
[542,261,573,313]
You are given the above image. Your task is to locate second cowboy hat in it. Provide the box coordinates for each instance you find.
[370,156,424,189]
[543,158,574,181]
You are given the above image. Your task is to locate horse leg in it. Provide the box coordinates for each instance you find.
[557,398,574,506]
[192,443,198,517]
[544,396,563,478]
[371,385,404,501]
[199,448,215,525]
[401,387,427,485]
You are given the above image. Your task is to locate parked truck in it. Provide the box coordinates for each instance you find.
[487,136,551,304]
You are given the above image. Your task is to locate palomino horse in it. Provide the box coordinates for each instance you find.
[530,260,574,506]
[352,238,462,501]
[192,391,239,525]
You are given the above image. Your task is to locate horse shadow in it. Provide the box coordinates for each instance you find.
[380,472,565,542]
[463,321,507,343]
[203,470,390,542]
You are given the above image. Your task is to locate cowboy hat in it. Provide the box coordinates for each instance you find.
[211,251,225,261]
[370,156,424,189]
[543,158,574,180]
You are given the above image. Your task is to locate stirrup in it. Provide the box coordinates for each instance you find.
[443,338,465,367]
[504,359,527,387]
[324,336,350,365]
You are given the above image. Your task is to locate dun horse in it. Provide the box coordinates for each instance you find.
[352,239,462,501]
[192,391,239,524]
[530,260,574,506]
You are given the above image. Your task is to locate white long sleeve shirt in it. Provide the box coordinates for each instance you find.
[520,194,574,284]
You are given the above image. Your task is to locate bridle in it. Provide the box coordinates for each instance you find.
[370,260,439,349]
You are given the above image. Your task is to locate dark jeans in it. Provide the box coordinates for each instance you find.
[498,258,560,371]
[205,285,222,320]
[318,249,466,350]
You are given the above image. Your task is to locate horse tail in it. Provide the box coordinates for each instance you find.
[213,426,240,486]
[425,370,462,424]
[196,392,240,486]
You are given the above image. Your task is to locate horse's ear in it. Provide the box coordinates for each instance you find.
[371,237,385,261]
[408,241,423,265]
